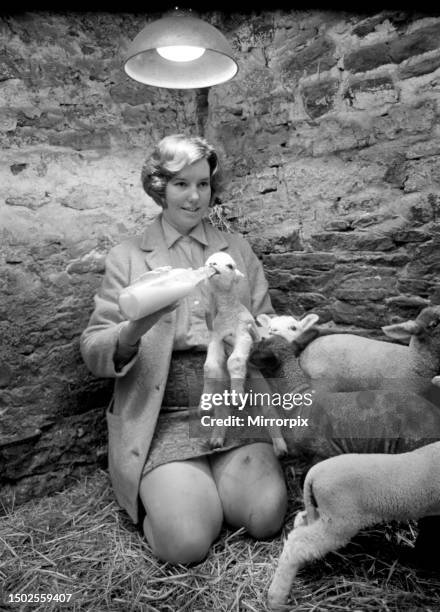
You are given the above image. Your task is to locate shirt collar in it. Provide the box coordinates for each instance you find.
[161,215,209,248]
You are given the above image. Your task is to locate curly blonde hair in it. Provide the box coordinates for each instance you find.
[141,134,223,208]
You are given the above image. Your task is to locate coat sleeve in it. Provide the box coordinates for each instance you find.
[80,245,138,378]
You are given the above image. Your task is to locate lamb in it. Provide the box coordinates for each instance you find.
[201,252,287,457]
[258,306,440,396]
[267,438,440,610]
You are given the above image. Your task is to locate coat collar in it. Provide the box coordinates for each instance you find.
[140,215,229,270]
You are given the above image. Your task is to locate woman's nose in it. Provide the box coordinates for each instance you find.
[188,187,200,201]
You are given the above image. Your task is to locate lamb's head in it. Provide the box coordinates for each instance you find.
[382,305,440,350]
[257,313,319,343]
[204,252,244,290]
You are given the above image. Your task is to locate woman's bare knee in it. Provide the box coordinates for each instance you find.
[211,443,287,538]
[244,485,287,539]
[143,515,217,564]
[140,458,223,564]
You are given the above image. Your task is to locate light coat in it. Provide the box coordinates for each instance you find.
[80,216,273,522]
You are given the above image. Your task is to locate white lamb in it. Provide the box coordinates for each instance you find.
[201,252,287,457]
[258,306,440,395]
[268,438,440,610]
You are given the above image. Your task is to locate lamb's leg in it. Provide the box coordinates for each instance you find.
[248,365,288,457]
[268,520,356,610]
[226,329,253,399]
[202,337,229,449]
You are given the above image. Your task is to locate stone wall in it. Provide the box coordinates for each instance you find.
[1,9,440,507]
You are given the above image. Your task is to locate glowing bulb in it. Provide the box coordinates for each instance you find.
[157,46,206,62]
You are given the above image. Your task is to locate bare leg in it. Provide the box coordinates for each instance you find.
[139,457,223,565]
[210,442,287,539]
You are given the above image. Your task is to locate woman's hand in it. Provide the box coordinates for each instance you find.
[119,301,179,347]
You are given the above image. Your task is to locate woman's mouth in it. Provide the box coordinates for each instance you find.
[181,206,200,213]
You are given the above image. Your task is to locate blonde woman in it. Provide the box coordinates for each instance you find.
[81,134,287,564]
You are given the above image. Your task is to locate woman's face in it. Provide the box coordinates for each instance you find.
[163,158,211,235]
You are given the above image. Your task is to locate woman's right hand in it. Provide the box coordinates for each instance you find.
[119,301,179,348]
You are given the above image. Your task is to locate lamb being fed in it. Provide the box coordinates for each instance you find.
[259,305,440,396]
[267,439,440,610]
[201,251,287,457]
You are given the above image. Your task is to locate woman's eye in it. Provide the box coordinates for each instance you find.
[199,181,210,188]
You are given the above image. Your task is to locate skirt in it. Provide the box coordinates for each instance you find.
[142,350,269,476]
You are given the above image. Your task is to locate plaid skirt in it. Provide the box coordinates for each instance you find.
[142,350,268,476]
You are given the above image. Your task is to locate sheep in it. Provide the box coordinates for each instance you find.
[201,251,288,457]
[267,437,440,610]
[258,306,440,397]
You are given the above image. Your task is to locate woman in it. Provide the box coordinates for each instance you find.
[80,134,287,564]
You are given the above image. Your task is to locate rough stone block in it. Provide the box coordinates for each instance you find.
[351,11,408,37]
[334,274,398,302]
[301,78,340,119]
[391,229,431,243]
[406,240,440,276]
[344,42,391,73]
[399,52,440,79]
[310,231,395,251]
[403,158,440,192]
[282,36,336,80]
[397,277,435,296]
[0,406,107,508]
[109,80,157,106]
[330,299,387,328]
[263,252,336,271]
[48,129,111,150]
[345,75,397,111]
[372,101,436,140]
[0,108,17,132]
[336,251,410,266]
[388,22,440,64]
[345,23,440,73]
[5,193,49,210]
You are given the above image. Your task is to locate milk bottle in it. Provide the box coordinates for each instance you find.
[119,265,215,320]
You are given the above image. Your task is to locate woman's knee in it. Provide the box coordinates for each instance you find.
[212,443,288,538]
[143,513,222,565]
[139,458,223,564]
[244,484,288,538]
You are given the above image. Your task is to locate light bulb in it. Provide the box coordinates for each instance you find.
[156,46,206,62]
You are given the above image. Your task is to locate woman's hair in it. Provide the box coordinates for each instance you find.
[141,134,222,207]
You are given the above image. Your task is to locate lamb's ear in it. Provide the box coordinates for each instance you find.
[299,313,319,331]
[256,314,272,339]
[431,375,440,387]
[205,311,213,331]
[382,320,421,341]
[256,314,272,327]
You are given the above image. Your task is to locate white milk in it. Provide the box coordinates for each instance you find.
[119,266,215,320]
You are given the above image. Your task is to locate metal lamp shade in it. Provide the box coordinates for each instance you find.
[124,14,238,89]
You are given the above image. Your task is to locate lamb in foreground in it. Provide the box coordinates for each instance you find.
[268,440,440,610]
[201,251,287,457]
[259,305,440,395]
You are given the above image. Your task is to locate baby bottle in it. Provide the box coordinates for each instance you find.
[119,265,215,320]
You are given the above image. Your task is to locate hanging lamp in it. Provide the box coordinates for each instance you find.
[124,9,238,89]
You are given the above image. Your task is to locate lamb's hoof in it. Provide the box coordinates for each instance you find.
[267,588,288,611]
[293,510,308,528]
[209,436,225,449]
[272,438,288,458]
